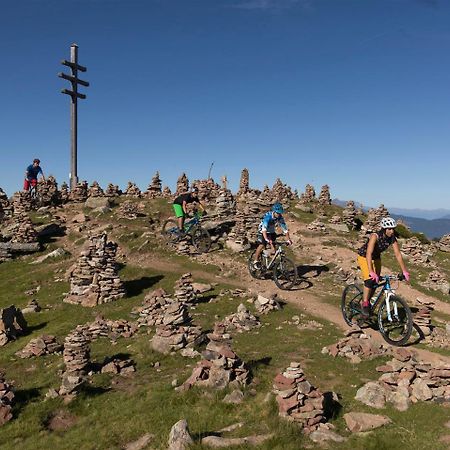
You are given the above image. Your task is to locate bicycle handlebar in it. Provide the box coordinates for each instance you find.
[378,274,405,283]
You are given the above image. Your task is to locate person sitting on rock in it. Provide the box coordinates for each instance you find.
[24,158,45,192]
[172,187,205,232]
[252,202,292,269]
[357,217,410,318]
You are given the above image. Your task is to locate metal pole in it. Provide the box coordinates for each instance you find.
[70,44,78,190]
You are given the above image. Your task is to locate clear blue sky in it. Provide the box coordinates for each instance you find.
[1,0,449,209]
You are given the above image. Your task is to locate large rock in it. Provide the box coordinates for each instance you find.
[355,382,386,408]
[344,412,391,433]
[201,434,273,447]
[84,197,112,210]
[168,419,194,450]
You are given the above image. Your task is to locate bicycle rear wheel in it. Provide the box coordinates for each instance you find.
[248,250,265,279]
[190,226,211,253]
[273,256,297,290]
[377,295,413,346]
[161,219,180,244]
[341,284,363,326]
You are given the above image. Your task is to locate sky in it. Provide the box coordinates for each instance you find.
[1,0,449,209]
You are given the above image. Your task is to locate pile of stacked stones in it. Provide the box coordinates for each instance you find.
[192,178,220,203]
[145,171,162,198]
[150,295,204,356]
[307,219,326,232]
[0,188,12,221]
[362,208,381,233]
[85,316,137,340]
[0,306,27,346]
[318,185,331,206]
[254,293,281,314]
[174,273,197,305]
[412,298,434,337]
[10,208,37,244]
[70,181,88,202]
[271,178,296,202]
[299,184,316,204]
[60,182,70,203]
[427,326,450,349]
[322,327,389,364]
[105,183,121,197]
[133,288,188,327]
[178,322,250,391]
[12,191,32,214]
[215,188,235,217]
[0,372,14,426]
[118,200,142,219]
[0,247,12,263]
[401,237,435,267]
[236,168,250,198]
[88,181,104,197]
[273,362,327,434]
[420,270,449,294]
[355,349,450,411]
[176,173,189,195]
[437,234,450,253]
[174,238,193,256]
[328,214,342,224]
[225,211,251,251]
[125,181,141,198]
[64,233,125,307]
[258,185,274,207]
[342,200,358,229]
[100,356,136,375]
[59,326,92,396]
[162,186,172,198]
[38,176,59,205]
[16,334,63,358]
[222,304,261,333]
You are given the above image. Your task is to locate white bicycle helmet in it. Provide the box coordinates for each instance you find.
[380,217,397,229]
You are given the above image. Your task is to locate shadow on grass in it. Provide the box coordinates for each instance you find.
[323,391,342,421]
[296,264,329,278]
[246,356,272,371]
[124,275,164,297]
[24,321,48,335]
[12,387,41,416]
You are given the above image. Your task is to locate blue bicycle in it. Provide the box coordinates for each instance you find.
[161,212,211,253]
[341,274,413,346]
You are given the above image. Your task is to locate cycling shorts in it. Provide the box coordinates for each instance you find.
[357,255,381,281]
[24,178,38,191]
[257,232,277,246]
[173,204,185,218]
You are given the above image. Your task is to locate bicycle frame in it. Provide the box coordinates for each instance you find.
[370,277,397,320]
[262,245,285,270]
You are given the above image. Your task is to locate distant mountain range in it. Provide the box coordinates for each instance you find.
[332,199,450,240]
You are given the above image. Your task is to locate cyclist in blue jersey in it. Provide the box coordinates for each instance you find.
[24,158,45,192]
[252,202,292,269]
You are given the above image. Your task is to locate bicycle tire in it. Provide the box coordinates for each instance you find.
[161,219,180,244]
[247,249,266,280]
[341,284,363,326]
[273,256,297,290]
[377,295,413,346]
[190,226,211,253]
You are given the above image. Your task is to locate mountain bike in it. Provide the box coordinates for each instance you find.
[161,211,211,253]
[341,274,413,346]
[248,242,297,290]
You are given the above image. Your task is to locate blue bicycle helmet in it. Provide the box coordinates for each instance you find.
[272,202,284,214]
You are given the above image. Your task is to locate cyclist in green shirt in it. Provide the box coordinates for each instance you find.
[173,187,205,232]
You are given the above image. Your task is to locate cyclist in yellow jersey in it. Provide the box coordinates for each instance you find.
[356,217,409,318]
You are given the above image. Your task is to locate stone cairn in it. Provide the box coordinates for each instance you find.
[258,185,274,206]
[0,188,12,221]
[88,181,104,197]
[401,237,435,268]
[342,200,358,229]
[254,293,282,314]
[307,219,326,232]
[162,186,172,198]
[16,335,63,358]
[355,349,450,411]
[64,233,125,307]
[12,191,32,213]
[100,356,136,375]
[118,200,142,219]
[299,184,316,204]
[273,362,327,434]
[412,298,434,337]
[174,273,197,305]
[0,372,14,426]
[178,322,250,391]
[176,173,189,196]
[192,178,220,203]
[215,188,235,217]
[38,176,59,205]
[437,234,450,253]
[70,181,88,202]
[59,326,92,396]
[362,204,390,234]
[328,214,342,224]
[0,306,28,347]
[322,327,389,364]
[125,181,141,198]
[318,185,331,206]
[11,209,38,244]
[145,171,162,198]
[105,183,121,197]
[60,182,70,203]
[84,315,137,340]
[272,178,295,202]
[222,304,261,333]
[225,211,251,251]
[236,168,250,198]
[420,270,450,294]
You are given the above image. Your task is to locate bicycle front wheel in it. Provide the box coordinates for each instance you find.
[161,219,179,244]
[341,284,363,326]
[377,295,413,346]
[273,257,297,290]
[190,226,211,253]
